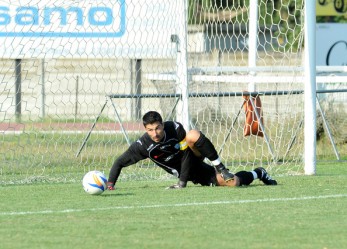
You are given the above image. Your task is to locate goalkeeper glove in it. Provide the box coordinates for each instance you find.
[107,182,115,190]
[166,180,187,189]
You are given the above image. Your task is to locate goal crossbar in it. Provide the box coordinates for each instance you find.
[108,89,347,99]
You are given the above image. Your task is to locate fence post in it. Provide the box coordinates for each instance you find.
[135,59,142,120]
[41,59,46,119]
[15,59,22,123]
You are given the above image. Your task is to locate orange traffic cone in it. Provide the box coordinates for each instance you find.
[243,94,264,137]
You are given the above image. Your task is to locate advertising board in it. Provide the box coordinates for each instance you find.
[0,0,177,58]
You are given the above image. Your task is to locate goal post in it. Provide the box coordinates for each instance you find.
[304,0,317,175]
[175,0,190,132]
[0,0,346,185]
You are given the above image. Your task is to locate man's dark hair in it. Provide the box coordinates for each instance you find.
[142,111,163,126]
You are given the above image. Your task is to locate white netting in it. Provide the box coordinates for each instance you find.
[0,1,345,184]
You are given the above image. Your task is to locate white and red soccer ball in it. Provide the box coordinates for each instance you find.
[82,170,107,195]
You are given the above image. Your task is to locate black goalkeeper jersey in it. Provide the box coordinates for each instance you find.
[108,121,190,184]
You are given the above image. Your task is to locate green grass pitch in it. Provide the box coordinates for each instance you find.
[0,162,346,249]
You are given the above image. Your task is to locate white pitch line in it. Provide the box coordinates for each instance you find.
[1,194,346,217]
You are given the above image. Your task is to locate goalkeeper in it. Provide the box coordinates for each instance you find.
[107,111,277,190]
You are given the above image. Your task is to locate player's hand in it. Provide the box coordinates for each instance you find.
[107,182,115,190]
[166,180,187,189]
[166,184,183,189]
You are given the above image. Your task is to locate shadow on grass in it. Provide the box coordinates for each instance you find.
[99,192,135,197]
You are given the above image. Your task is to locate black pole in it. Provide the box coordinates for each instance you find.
[75,76,79,119]
[135,59,142,120]
[15,59,22,123]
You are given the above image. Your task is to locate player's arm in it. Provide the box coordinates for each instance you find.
[107,142,147,190]
[166,149,191,189]
[169,121,190,188]
[176,122,193,187]
[107,154,128,190]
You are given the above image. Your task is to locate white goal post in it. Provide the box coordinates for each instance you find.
[0,0,346,185]
[304,0,316,175]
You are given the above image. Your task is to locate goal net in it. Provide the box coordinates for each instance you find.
[0,1,343,185]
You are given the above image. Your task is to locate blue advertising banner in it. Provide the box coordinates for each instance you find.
[0,0,177,58]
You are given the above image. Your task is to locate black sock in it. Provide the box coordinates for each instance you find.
[235,171,254,186]
[253,168,263,179]
[194,132,218,161]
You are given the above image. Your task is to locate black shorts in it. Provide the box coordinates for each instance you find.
[185,151,218,186]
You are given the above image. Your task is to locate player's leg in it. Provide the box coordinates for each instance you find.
[188,160,276,187]
[216,173,240,186]
[233,167,277,186]
[253,167,277,185]
[188,160,229,186]
[185,129,234,182]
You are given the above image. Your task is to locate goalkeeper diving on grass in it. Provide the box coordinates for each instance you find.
[107,111,277,190]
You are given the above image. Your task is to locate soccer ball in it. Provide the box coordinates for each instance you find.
[82,170,107,195]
